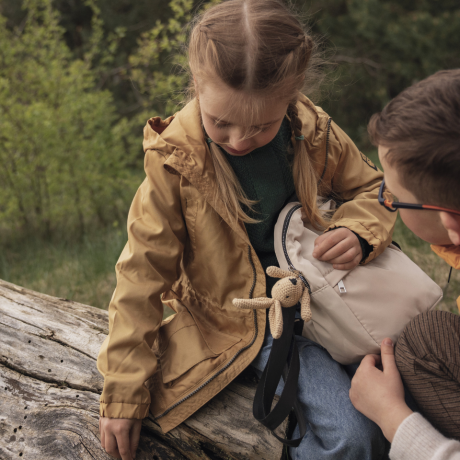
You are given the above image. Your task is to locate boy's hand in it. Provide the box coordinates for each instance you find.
[349,338,413,442]
[99,416,142,460]
[312,228,363,269]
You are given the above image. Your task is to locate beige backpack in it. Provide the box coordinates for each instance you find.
[274,201,443,365]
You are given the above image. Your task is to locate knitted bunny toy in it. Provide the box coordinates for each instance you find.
[233,266,312,339]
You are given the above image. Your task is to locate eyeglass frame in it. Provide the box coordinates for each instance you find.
[378,179,460,217]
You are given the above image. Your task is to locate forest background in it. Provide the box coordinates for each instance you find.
[1,0,459,314]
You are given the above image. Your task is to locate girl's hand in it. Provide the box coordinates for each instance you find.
[99,416,142,460]
[349,338,413,443]
[312,228,363,269]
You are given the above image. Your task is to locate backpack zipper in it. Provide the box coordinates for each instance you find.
[154,245,259,420]
[282,204,312,295]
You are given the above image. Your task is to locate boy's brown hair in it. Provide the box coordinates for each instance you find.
[368,69,460,210]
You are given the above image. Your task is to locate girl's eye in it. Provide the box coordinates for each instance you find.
[260,125,271,133]
[215,122,230,129]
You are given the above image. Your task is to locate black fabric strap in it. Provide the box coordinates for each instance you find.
[253,305,307,447]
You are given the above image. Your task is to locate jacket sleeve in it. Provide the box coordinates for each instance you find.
[390,412,460,460]
[325,121,396,263]
[97,147,186,419]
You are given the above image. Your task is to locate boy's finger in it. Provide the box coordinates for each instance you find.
[130,421,142,459]
[360,354,381,369]
[380,338,398,373]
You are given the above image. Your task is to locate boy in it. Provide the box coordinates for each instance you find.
[349,69,460,460]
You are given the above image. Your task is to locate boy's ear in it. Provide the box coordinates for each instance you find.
[440,212,460,246]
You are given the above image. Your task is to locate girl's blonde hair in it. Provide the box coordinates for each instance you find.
[188,0,327,228]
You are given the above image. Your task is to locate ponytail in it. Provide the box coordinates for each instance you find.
[288,100,327,230]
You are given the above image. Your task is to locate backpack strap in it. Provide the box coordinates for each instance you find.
[253,305,307,447]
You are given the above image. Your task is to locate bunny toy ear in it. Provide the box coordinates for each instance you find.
[266,266,293,279]
[300,289,312,323]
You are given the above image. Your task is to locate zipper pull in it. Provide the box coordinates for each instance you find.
[338,280,347,294]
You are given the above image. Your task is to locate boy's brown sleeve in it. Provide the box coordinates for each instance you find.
[324,121,396,263]
[97,147,186,419]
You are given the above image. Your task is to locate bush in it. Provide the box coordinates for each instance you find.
[0,0,139,240]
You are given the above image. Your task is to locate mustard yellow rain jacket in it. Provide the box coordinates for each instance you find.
[97,94,396,432]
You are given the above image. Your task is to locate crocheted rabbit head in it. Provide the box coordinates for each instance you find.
[269,267,304,308]
[232,266,311,339]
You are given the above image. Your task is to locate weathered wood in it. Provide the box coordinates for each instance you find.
[0,279,286,460]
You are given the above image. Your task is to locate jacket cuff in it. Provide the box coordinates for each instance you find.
[326,218,386,264]
[100,402,150,419]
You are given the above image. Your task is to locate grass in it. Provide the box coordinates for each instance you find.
[0,152,457,315]
[0,225,127,310]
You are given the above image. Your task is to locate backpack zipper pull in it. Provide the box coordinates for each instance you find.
[338,280,347,294]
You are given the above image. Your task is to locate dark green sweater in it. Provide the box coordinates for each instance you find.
[223,118,295,296]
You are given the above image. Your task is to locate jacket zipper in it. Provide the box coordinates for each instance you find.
[154,245,258,420]
[319,117,332,183]
[282,204,312,295]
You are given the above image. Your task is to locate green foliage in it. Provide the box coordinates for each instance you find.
[309,0,460,142]
[128,0,220,121]
[0,0,140,239]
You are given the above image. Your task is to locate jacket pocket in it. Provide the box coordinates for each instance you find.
[158,309,239,384]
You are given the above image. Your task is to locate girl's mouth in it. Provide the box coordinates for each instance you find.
[225,146,251,156]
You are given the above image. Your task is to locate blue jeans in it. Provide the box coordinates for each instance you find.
[251,317,388,460]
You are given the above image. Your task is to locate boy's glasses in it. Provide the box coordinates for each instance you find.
[378,179,460,216]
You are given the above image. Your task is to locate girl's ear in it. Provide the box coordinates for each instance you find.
[266,266,292,279]
[440,212,460,246]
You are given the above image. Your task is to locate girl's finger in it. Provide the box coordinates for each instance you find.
[130,420,142,459]
[327,246,360,264]
[332,254,361,270]
[316,237,355,262]
[100,421,105,449]
[105,432,122,459]
[313,231,345,258]
[116,430,133,460]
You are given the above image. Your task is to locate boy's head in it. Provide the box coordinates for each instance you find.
[368,69,460,246]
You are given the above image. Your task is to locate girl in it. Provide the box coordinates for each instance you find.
[98,1,396,459]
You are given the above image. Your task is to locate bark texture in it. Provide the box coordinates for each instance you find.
[0,279,285,460]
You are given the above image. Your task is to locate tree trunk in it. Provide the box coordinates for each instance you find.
[0,279,286,460]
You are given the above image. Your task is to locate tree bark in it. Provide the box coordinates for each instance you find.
[0,279,286,460]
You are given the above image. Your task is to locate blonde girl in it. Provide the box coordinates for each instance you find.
[98,1,396,459]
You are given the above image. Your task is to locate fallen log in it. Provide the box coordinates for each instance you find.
[0,279,286,460]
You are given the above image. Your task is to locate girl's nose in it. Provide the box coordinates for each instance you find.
[228,129,252,151]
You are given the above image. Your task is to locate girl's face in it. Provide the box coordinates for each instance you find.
[196,79,289,156]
